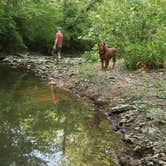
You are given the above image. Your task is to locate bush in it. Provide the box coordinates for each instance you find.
[82,45,99,63]
[0,0,92,54]
[124,26,166,69]
[0,16,24,52]
[81,0,166,69]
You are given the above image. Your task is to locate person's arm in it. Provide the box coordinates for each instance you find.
[54,33,58,46]
[54,38,57,46]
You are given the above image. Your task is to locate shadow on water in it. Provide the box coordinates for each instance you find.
[0,65,122,166]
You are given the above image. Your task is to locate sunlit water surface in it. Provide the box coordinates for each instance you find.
[0,65,122,166]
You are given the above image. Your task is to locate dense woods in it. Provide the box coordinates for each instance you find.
[0,0,166,69]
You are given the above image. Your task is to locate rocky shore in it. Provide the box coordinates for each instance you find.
[1,53,166,166]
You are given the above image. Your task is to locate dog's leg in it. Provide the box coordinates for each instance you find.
[103,60,107,71]
[105,59,109,70]
[101,58,104,70]
[112,56,116,69]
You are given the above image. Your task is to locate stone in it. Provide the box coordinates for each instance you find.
[134,145,142,153]
[111,104,136,114]
[130,159,142,166]
[147,161,154,166]
[161,155,166,162]
[123,133,135,144]
[158,160,166,166]
[93,97,109,108]
[118,156,130,166]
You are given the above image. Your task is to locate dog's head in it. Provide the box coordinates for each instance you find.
[98,42,106,55]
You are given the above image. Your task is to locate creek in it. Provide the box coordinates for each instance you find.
[0,64,122,166]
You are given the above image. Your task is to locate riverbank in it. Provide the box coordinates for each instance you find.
[1,53,166,166]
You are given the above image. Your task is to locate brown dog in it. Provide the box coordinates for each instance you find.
[98,43,117,70]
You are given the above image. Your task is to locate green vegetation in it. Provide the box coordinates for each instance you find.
[0,0,94,53]
[82,0,166,69]
[0,0,166,69]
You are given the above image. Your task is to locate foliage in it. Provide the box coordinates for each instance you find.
[0,0,60,52]
[0,0,166,68]
[82,44,99,63]
[0,0,94,53]
[79,62,96,80]
[82,0,166,69]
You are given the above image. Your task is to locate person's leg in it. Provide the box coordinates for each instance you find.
[52,47,59,63]
[57,46,62,59]
[50,84,59,104]
[52,91,59,104]
[52,51,58,63]
[58,52,61,59]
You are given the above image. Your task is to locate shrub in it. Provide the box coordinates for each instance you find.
[81,0,166,69]
[0,16,24,52]
[82,45,99,63]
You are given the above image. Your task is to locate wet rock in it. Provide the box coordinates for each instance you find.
[111,104,136,114]
[93,99,109,108]
[158,160,166,166]
[134,145,142,154]
[119,118,127,126]
[106,76,115,80]
[147,161,154,166]
[160,154,166,162]
[123,133,135,144]
[130,158,142,166]
[14,52,30,58]
[118,156,130,166]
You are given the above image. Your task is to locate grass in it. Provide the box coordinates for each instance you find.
[78,62,96,79]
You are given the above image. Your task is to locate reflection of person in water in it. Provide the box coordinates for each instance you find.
[48,80,59,105]
[48,80,68,105]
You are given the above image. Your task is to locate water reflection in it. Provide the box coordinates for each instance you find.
[0,65,122,166]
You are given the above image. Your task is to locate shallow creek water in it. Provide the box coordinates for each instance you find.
[0,65,122,166]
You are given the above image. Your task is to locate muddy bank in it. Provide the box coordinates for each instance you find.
[1,53,166,166]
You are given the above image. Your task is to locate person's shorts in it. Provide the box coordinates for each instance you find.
[53,46,62,54]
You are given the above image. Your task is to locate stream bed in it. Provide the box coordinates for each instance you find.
[0,65,122,166]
